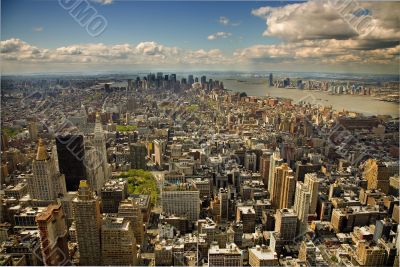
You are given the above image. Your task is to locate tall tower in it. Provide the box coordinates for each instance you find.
[101,216,138,266]
[304,173,320,215]
[294,181,311,236]
[118,198,145,245]
[268,149,282,193]
[30,139,67,200]
[36,204,70,266]
[93,112,110,180]
[219,188,229,223]
[73,180,102,266]
[56,134,86,191]
[271,163,296,209]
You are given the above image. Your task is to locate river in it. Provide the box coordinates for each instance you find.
[222,78,399,117]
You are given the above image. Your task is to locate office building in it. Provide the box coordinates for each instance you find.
[72,180,101,266]
[236,206,256,233]
[101,179,128,213]
[208,242,242,266]
[364,159,399,194]
[161,183,200,222]
[118,198,145,245]
[35,204,70,266]
[101,216,137,265]
[259,151,272,190]
[268,150,282,193]
[249,245,278,267]
[219,188,229,223]
[271,163,296,209]
[304,173,320,214]
[294,181,311,236]
[130,143,147,169]
[56,134,86,191]
[274,209,297,242]
[30,139,67,200]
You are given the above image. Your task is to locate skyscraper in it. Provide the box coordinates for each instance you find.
[73,180,102,266]
[294,181,311,236]
[268,149,282,193]
[260,151,272,190]
[36,204,70,266]
[219,188,229,223]
[304,173,320,215]
[30,139,67,200]
[161,184,200,222]
[269,73,273,87]
[274,208,297,242]
[56,134,86,191]
[118,198,145,245]
[93,112,110,180]
[271,163,295,209]
[101,216,138,266]
[130,143,147,169]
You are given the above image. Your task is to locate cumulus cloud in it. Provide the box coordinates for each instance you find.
[0,38,230,66]
[252,1,400,49]
[207,32,232,40]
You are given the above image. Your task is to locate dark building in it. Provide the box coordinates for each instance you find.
[56,134,86,191]
[130,143,147,170]
[269,73,273,86]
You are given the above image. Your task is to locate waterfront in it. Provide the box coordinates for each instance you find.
[222,78,399,117]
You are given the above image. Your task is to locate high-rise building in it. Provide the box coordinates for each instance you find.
[268,73,273,87]
[274,208,297,242]
[93,112,110,180]
[101,216,137,266]
[35,204,70,266]
[161,183,200,222]
[260,151,272,190]
[188,75,194,85]
[354,240,386,266]
[130,143,147,169]
[364,159,399,194]
[244,152,257,172]
[28,121,38,141]
[271,163,296,209]
[219,188,229,223]
[294,181,311,236]
[101,179,128,213]
[84,145,105,194]
[154,139,165,167]
[56,134,86,191]
[30,139,67,200]
[298,240,316,266]
[118,198,145,245]
[304,173,320,215]
[236,206,256,233]
[268,149,282,193]
[200,76,207,85]
[72,180,101,266]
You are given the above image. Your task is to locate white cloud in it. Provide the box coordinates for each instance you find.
[207,32,232,40]
[219,16,229,26]
[33,27,43,32]
[0,38,230,66]
[218,16,240,26]
[252,1,400,48]
[91,0,113,5]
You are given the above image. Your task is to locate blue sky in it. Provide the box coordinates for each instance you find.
[1,0,281,51]
[1,0,399,74]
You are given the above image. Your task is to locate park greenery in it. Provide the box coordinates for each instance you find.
[116,125,137,132]
[117,169,158,204]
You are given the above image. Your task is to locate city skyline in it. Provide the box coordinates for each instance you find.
[1,0,399,74]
